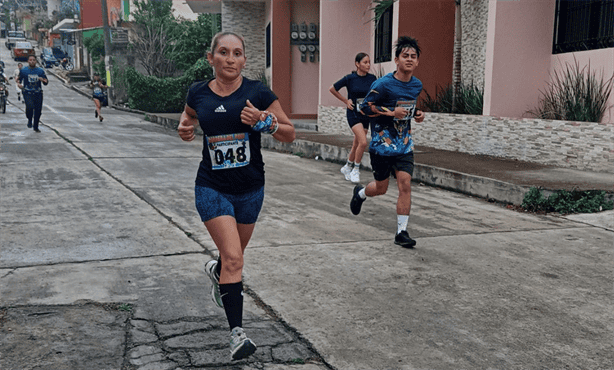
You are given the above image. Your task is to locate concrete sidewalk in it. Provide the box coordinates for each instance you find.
[53,69,612,206]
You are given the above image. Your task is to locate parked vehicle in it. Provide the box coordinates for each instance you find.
[11,41,35,61]
[5,31,26,50]
[51,47,69,61]
[59,57,74,71]
[40,47,59,68]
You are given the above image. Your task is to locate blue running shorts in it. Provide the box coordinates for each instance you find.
[195,185,264,224]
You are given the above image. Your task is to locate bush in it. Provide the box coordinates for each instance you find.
[521,187,613,214]
[422,82,483,115]
[125,58,212,113]
[526,60,614,123]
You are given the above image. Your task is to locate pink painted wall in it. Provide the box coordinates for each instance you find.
[484,0,556,119]
[553,49,614,124]
[290,0,320,115]
[319,0,373,107]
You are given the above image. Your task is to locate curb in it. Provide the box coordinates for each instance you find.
[145,113,528,205]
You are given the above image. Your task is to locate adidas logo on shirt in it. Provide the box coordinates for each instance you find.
[215,105,226,113]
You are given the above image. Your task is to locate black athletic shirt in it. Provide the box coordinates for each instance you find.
[332,71,377,110]
[186,77,277,194]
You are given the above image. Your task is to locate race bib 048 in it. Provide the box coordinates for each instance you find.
[206,133,251,170]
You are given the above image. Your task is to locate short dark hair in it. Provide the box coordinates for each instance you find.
[395,36,421,58]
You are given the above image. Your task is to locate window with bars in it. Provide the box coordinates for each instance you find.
[374,5,393,63]
[553,0,614,54]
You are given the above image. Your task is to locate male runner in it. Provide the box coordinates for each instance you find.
[351,36,425,248]
[18,55,48,132]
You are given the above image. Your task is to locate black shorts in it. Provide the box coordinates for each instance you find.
[93,95,108,107]
[347,110,370,130]
[370,151,414,181]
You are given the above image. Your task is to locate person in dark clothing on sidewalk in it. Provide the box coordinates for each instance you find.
[17,55,48,132]
[351,36,425,248]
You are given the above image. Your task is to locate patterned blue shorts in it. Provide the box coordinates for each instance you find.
[195,185,264,224]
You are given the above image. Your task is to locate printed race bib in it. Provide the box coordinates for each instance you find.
[93,87,103,95]
[393,100,417,121]
[206,133,250,170]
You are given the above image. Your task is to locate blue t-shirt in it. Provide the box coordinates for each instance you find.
[360,73,423,156]
[186,77,277,194]
[333,72,377,111]
[19,66,47,94]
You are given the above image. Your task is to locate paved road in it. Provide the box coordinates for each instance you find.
[1,43,612,370]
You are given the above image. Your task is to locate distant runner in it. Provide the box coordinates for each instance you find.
[330,53,377,183]
[17,55,48,133]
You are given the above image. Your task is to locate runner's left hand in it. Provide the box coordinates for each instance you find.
[241,100,261,126]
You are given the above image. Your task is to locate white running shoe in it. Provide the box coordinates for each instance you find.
[349,168,360,183]
[340,164,352,181]
[205,259,223,308]
[230,327,257,360]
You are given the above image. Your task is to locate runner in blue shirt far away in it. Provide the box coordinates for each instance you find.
[17,54,48,133]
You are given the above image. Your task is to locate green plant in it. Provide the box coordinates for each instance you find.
[422,82,483,114]
[83,33,106,77]
[527,59,614,123]
[256,70,269,88]
[367,0,397,27]
[118,303,133,312]
[521,187,613,214]
[125,57,212,113]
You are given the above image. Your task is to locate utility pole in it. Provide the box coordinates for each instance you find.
[100,0,113,105]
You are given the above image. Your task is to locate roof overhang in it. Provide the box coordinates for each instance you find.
[185,0,222,14]
[50,19,78,33]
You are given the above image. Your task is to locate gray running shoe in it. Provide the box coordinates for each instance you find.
[205,259,223,308]
[230,327,257,360]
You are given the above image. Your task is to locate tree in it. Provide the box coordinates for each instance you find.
[129,0,179,77]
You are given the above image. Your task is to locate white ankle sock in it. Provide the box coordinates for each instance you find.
[397,215,409,234]
[358,188,367,199]
[353,162,361,170]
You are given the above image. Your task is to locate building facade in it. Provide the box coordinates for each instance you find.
[187,0,613,125]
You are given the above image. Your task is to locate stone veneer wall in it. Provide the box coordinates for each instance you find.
[461,0,488,88]
[221,1,266,80]
[318,105,354,135]
[317,108,613,173]
[416,114,613,173]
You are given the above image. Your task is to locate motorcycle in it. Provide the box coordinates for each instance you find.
[59,57,74,71]
[0,81,7,114]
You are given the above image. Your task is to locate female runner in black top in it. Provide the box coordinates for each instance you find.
[177,31,295,361]
[329,52,376,183]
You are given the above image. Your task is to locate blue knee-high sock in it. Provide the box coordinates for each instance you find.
[220,281,243,330]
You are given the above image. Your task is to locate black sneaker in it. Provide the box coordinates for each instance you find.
[34,129,41,133]
[350,185,365,215]
[394,231,416,248]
